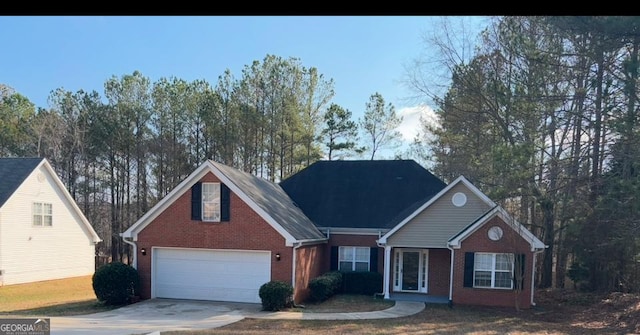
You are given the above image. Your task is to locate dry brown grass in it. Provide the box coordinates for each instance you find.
[163,290,640,335]
[162,305,584,335]
[161,305,585,335]
[2,278,637,335]
[288,294,394,313]
[0,275,116,316]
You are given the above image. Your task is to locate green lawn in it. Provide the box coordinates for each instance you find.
[0,275,116,316]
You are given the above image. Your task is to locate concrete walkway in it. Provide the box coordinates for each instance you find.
[251,300,426,320]
[47,299,425,335]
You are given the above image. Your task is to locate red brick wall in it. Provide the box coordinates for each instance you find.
[452,215,534,309]
[136,172,291,299]
[327,234,383,274]
[428,248,451,296]
[294,243,326,303]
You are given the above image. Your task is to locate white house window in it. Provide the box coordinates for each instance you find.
[338,246,370,272]
[474,252,513,289]
[202,182,221,222]
[33,202,52,227]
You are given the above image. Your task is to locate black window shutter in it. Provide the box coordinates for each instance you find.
[221,183,230,222]
[463,252,474,288]
[369,247,378,272]
[191,182,202,221]
[514,254,526,290]
[330,246,338,271]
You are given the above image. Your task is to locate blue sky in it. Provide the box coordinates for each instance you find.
[1,16,488,155]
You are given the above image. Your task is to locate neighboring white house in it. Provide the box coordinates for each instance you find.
[0,157,101,285]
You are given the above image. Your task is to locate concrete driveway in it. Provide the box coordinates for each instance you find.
[50,299,263,335]
[48,298,425,335]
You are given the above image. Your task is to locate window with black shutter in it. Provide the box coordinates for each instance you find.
[221,184,230,222]
[463,252,474,287]
[466,252,518,289]
[191,182,202,221]
[191,182,230,223]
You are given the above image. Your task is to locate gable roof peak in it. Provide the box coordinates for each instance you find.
[448,206,546,251]
[378,173,497,244]
[0,157,46,207]
[0,157,101,243]
[123,160,326,245]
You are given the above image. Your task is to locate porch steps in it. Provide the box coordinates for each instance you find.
[388,293,449,304]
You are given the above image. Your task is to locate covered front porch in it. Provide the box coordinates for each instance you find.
[380,246,452,303]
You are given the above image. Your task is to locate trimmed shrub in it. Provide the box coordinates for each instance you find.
[92,262,140,305]
[308,271,342,302]
[259,281,293,311]
[341,271,383,295]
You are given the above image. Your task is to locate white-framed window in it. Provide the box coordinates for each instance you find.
[33,202,53,227]
[338,246,370,272]
[202,182,221,222]
[474,252,514,289]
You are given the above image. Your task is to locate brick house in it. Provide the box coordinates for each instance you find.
[122,160,545,308]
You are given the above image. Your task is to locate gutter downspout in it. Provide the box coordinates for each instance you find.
[531,247,545,307]
[122,235,137,269]
[376,241,390,299]
[447,244,455,307]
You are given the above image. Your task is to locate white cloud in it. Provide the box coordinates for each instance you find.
[396,105,438,142]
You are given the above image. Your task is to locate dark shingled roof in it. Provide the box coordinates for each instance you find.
[0,157,44,207]
[211,161,326,241]
[280,160,447,229]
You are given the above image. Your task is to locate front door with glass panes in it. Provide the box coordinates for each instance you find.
[393,249,428,293]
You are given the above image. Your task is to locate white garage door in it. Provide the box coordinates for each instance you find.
[153,248,271,303]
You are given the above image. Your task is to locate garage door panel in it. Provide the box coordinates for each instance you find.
[226,262,270,273]
[154,284,258,302]
[153,248,271,303]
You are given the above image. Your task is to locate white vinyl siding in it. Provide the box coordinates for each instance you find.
[338,246,370,272]
[0,165,96,285]
[387,183,492,248]
[202,182,220,222]
[474,252,514,289]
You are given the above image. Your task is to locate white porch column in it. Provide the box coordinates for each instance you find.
[383,246,391,299]
[448,247,455,303]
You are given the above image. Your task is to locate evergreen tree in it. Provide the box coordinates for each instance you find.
[320,103,359,160]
